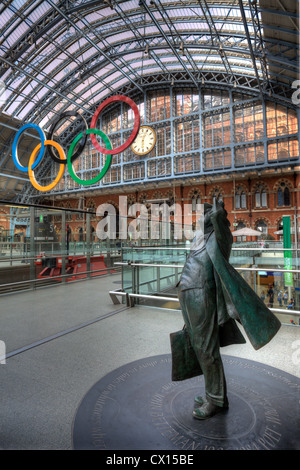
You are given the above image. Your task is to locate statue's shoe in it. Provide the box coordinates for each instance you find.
[194,396,229,408]
[194,395,207,406]
[192,401,228,420]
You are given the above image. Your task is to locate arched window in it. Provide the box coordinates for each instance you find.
[86,200,97,220]
[276,220,283,240]
[235,221,247,242]
[212,188,223,202]
[127,195,136,209]
[76,211,84,221]
[256,220,268,236]
[64,201,73,221]
[255,185,267,208]
[277,182,290,207]
[235,186,247,209]
[191,191,201,211]
[0,226,5,241]
[167,194,175,207]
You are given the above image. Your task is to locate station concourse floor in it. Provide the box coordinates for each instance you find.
[0,272,299,450]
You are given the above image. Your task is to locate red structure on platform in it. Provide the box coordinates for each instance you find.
[36,255,110,282]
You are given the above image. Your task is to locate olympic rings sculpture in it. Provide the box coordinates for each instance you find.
[11,95,140,192]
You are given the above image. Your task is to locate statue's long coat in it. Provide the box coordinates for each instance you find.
[207,206,281,351]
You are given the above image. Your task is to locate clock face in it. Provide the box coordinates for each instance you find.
[131,126,156,155]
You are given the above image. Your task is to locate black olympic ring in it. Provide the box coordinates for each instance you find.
[47,111,88,164]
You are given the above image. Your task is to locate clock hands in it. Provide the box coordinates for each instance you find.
[131,126,156,155]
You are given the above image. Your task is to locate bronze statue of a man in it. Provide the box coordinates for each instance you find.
[176,198,281,420]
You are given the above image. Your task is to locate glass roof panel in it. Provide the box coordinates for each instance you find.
[26,3,49,23]
[5,100,20,116]
[175,21,210,31]
[0,10,15,32]
[0,0,296,126]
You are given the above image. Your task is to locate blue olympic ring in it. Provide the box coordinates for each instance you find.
[10,95,141,191]
[12,123,46,172]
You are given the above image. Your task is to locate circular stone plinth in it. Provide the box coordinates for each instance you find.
[72,355,300,450]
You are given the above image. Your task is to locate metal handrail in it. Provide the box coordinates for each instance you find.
[0,253,118,263]
[116,262,184,268]
[108,291,300,317]
[115,261,299,273]
[0,265,120,289]
[115,260,300,318]
[120,292,300,317]
[120,246,298,251]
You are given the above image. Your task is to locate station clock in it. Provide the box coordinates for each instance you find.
[131,125,156,155]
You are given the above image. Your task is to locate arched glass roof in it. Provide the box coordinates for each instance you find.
[0,0,298,201]
[0,0,298,124]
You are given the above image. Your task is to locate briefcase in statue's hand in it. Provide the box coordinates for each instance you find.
[170,326,202,381]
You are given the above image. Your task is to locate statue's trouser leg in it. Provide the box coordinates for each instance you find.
[179,288,228,408]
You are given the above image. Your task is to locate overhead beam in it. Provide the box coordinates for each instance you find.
[47,0,144,94]
[0,56,92,116]
[247,0,270,93]
[197,0,233,80]
[154,0,199,73]
[139,0,199,87]
[113,2,169,75]
[0,172,30,182]
[238,0,264,98]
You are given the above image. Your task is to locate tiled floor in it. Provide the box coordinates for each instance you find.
[0,273,299,449]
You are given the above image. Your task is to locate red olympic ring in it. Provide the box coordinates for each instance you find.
[90,95,140,155]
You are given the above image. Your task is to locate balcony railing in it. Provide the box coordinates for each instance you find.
[109,245,300,327]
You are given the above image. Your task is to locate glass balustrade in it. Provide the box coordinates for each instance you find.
[117,241,300,326]
[1,201,299,326]
[0,202,122,294]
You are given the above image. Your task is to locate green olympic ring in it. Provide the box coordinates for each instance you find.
[12,95,140,191]
[67,129,112,186]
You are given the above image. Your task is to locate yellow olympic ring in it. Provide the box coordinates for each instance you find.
[28,140,66,192]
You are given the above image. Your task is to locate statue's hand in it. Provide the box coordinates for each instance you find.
[211,197,230,230]
[212,196,225,215]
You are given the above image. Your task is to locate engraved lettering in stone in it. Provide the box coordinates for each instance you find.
[150,393,164,409]
[265,407,281,425]
[225,358,300,392]
[74,353,299,451]
[257,426,282,449]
